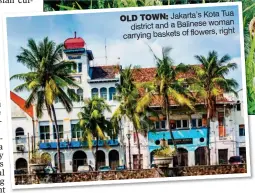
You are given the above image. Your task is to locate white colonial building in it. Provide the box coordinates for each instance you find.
[209,89,246,165]
[11,34,247,173]
[11,91,35,172]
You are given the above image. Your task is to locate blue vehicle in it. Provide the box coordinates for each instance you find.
[44,166,58,174]
[116,165,127,171]
[98,166,111,172]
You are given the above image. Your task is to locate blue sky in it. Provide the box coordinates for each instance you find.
[6,5,243,99]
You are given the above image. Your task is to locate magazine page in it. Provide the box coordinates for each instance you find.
[0,2,43,193]
[0,1,254,193]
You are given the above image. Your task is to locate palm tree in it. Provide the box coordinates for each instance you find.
[112,65,155,169]
[10,37,80,173]
[55,0,164,10]
[136,47,194,166]
[77,97,114,171]
[189,50,239,165]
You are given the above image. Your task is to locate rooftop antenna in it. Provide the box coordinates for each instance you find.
[105,38,107,65]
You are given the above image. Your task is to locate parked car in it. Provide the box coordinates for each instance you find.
[228,156,245,165]
[77,165,93,172]
[98,166,111,172]
[116,165,126,171]
[44,166,58,174]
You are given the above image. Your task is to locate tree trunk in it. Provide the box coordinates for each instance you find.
[134,127,141,169]
[165,94,179,166]
[206,107,211,166]
[51,105,62,173]
[95,135,99,171]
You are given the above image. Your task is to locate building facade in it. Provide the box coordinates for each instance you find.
[209,89,246,165]
[11,34,247,173]
[11,91,35,172]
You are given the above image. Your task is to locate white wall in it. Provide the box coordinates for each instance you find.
[210,90,245,165]
[11,101,34,170]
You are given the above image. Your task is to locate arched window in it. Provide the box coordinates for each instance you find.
[109,150,119,170]
[177,148,188,166]
[15,158,28,171]
[16,128,24,136]
[100,87,107,100]
[195,147,207,165]
[96,150,106,169]
[54,152,65,172]
[77,88,83,101]
[15,128,25,144]
[73,151,87,172]
[91,88,98,98]
[109,87,116,101]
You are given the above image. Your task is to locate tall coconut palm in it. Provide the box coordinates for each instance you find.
[112,65,155,169]
[10,37,80,173]
[136,47,194,166]
[77,97,114,171]
[189,50,238,165]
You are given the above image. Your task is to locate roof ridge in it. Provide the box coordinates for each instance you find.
[10,91,34,118]
[91,64,120,67]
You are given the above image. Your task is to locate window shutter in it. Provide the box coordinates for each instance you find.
[133,132,137,143]
[202,114,207,126]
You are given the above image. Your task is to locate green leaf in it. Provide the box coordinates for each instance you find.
[56,4,75,10]
[75,2,83,10]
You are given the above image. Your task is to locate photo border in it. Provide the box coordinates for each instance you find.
[2,1,251,190]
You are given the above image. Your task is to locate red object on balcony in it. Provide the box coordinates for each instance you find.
[218,112,226,137]
[133,132,137,143]
[64,32,85,49]
[219,125,226,137]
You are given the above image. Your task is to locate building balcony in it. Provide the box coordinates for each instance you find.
[39,139,119,149]
[63,48,85,54]
[15,136,27,144]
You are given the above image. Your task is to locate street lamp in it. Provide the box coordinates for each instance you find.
[126,133,132,170]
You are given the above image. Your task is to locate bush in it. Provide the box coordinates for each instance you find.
[154,146,175,158]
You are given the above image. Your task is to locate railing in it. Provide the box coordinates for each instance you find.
[39,139,119,149]
[16,136,26,144]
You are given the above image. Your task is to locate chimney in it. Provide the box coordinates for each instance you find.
[74,31,77,38]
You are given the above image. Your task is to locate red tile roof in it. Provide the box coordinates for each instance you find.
[131,66,199,82]
[131,66,234,106]
[147,94,233,106]
[10,91,34,118]
[132,68,156,82]
[91,65,120,80]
